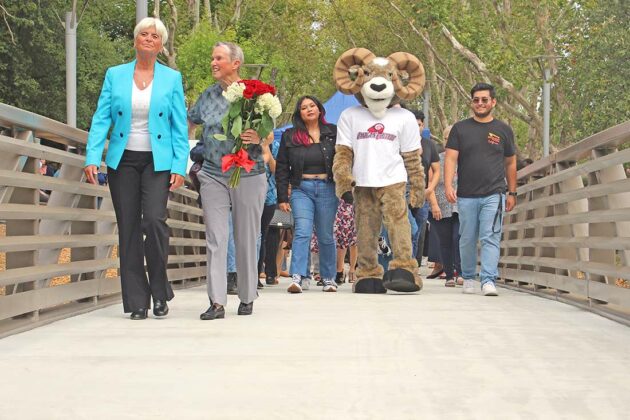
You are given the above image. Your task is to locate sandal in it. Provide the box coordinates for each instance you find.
[427,267,444,279]
[348,272,356,283]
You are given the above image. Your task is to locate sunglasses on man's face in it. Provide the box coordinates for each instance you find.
[472,97,492,104]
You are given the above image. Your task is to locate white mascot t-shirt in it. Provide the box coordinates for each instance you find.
[336,106,421,187]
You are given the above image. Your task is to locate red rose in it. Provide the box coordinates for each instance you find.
[239,79,276,99]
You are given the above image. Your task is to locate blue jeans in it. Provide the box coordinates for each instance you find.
[290,180,338,279]
[457,194,504,286]
[411,201,430,259]
[227,212,260,273]
[378,208,418,271]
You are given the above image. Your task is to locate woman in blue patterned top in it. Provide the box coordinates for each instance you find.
[188,42,266,320]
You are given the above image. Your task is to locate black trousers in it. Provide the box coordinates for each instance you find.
[258,204,278,278]
[428,212,461,279]
[108,150,174,312]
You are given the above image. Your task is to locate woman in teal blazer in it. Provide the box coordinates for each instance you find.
[84,17,188,320]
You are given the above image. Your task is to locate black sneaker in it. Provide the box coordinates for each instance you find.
[377,236,392,257]
[335,271,345,285]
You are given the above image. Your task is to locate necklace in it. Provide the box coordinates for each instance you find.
[134,72,153,89]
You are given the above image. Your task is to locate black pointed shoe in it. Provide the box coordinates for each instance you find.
[152,300,169,317]
[200,304,225,320]
[237,301,253,316]
[130,309,148,320]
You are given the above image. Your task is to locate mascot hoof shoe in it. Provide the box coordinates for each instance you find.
[382,268,421,293]
[353,277,387,294]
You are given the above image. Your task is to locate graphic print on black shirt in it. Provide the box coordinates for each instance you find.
[445,118,515,198]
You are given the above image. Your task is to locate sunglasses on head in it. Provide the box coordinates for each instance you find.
[472,97,492,104]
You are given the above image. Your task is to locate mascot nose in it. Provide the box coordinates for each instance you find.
[370,83,386,92]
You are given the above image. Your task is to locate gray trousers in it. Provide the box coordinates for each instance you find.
[198,170,266,306]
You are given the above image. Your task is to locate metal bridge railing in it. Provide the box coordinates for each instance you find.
[501,121,630,324]
[0,103,206,338]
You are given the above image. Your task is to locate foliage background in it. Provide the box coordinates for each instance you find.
[0,0,628,158]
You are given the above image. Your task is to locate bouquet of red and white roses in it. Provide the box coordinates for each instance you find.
[214,79,282,187]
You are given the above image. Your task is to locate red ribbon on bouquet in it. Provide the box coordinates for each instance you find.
[221,148,255,173]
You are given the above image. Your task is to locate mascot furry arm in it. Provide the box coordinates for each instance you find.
[333,145,354,202]
[402,150,425,208]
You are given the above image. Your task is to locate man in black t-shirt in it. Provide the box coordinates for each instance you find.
[444,83,517,297]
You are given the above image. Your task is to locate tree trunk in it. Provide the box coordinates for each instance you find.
[164,0,178,69]
[203,0,211,22]
[441,24,543,135]
[424,31,448,133]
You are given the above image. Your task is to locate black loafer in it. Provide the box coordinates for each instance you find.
[237,302,253,316]
[152,300,169,317]
[130,309,148,320]
[200,305,225,320]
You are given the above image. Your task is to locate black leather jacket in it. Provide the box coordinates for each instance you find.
[276,123,337,203]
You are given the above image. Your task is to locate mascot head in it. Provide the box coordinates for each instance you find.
[333,48,426,118]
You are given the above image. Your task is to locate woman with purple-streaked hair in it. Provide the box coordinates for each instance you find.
[276,96,339,293]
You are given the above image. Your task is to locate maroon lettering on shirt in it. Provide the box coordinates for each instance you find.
[356,123,396,141]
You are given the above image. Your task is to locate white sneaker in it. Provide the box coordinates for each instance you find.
[462,279,475,294]
[301,276,310,291]
[287,274,302,294]
[322,278,338,292]
[482,282,499,296]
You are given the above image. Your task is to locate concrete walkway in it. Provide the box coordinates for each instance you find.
[1,273,629,420]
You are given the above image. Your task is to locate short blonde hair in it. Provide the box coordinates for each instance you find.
[134,17,168,45]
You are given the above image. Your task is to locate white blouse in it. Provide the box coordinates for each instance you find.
[125,81,153,151]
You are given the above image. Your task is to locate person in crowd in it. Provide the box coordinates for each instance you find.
[84,17,188,320]
[188,41,266,319]
[334,199,358,284]
[408,111,440,268]
[276,96,339,293]
[310,232,321,286]
[427,130,462,287]
[425,212,444,279]
[258,133,279,286]
[39,159,58,201]
[444,83,517,296]
[39,159,56,177]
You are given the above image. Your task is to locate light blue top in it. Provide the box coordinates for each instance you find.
[264,139,280,206]
[85,60,189,176]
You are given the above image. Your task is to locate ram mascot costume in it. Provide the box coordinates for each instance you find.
[333,48,426,294]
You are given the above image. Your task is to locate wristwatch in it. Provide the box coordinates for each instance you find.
[508,191,518,197]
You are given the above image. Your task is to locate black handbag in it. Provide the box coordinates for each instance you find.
[269,208,293,229]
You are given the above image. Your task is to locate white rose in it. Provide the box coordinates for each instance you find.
[222,82,246,103]
[268,96,282,119]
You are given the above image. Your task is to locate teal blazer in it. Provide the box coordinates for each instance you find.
[85,60,189,176]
